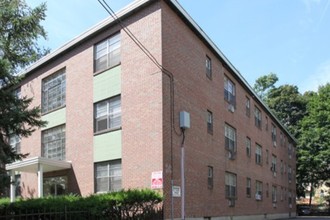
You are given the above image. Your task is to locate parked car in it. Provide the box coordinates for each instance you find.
[297,205,312,216]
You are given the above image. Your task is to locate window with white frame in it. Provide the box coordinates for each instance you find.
[9,134,21,153]
[271,155,277,173]
[246,178,251,197]
[206,56,212,79]
[207,110,213,134]
[208,166,213,189]
[224,76,236,106]
[94,33,121,72]
[42,69,66,114]
[254,107,262,129]
[94,96,121,133]
[288,142,293,159]
[280,132,284,146]
[255,144,262,165]
[255,180,263,200]
[288,165,292,183]
[42,125,65,160]
[272,185,277,203]
[271,124,277,146]
[95,160,122,193]
[225,172,236,199]
[246,137,251,157]
[225,124,236,152]
[43,176,67,196]
[245,97,250,117]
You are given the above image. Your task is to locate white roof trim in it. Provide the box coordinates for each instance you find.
[6,156,71,173]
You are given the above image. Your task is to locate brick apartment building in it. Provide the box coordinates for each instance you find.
[5,0,296,219]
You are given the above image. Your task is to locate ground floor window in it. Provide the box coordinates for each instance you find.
[95,160,122,193]
[43,176,68,196]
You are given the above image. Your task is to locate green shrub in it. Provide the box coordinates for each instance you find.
[0,189,163,219]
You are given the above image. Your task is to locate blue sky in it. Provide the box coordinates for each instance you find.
[25,0,330,93]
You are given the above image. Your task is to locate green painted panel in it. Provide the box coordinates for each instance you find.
[41,108,66,130]
[93,66,121,102]
[94,130,122,162]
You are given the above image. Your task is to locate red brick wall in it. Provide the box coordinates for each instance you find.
[160,1,296,218]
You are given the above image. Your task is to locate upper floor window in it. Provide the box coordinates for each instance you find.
[224,76,236,106]
[95,160,122,193]
[271,155,277,173]
[94,96,121,133]
[246,137,251,157]
[255,180,263,200]
[246,178,251,197]
[42,125,65,161]
[254,107,262,129]
[271,124,277,147]
[255,144,262,165]
[225,172,237,199]
[225,124,236,152]
[9,134,21,153]
[42,69,66,114]
[272,185,277,203]
[245,97,250,117]
[206,56,212,79]
[207,110,213,134]
[288,142,293,159]
[280,132,284,146]
[208,166,213,189]
[94,33,121,73]
[265,116,268,131]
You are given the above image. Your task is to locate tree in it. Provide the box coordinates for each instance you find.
[297,84,330,205]
[0,0,48,195]
[253,72,278,100]
[266,84,307,136]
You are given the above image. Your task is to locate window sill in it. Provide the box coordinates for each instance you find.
[41,105,66,116]
[93,63,121,77]
[94,127,122,136]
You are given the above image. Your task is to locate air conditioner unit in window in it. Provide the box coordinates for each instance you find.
[255,194,262,201]
[228,150,236,160]
[228,104,235,113]
[228,199,235,207]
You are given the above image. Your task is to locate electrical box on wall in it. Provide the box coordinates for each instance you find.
[180,111,190,129]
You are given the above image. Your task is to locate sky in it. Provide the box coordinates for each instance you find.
[25,0,330,93]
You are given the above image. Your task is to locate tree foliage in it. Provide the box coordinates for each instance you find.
[0,0,48,195]
[297,84,330,202]
[253,72,278,100]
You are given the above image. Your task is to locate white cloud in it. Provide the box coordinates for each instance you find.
[300,59,330,93]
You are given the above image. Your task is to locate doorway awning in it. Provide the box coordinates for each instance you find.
[6,156,71,202]
[6,156,71,173]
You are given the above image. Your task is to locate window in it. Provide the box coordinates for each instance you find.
[14,174,21,197]
[94,96,121,133]
[43,176,67,196]
[42,125,65,160]
[225,124,236,152]
[288,166,292,183]
[271,155,277,173]
[254,107,262,129]
[206,56,212,79]
[94,33,121,72]
[255,144,262,165]
[224,76,236,106]
[288,191,292,205]
[266,183,269,198]
[245,97,250,117]
[208,166,213,189]
[207,110,213,134]
[246,178,251,197]
[280,132,284,146]
[9,134,21,153]
[265,116,268,131]
[246,137,251,157]
[272,185,277,203]
[42,69,66,114]
[271,124,277,147]
[280,160,284,174]
[95,160,122,193]
[288,142,293,159]
[255,180,263,200]
[225,172,236,199]
[266,149,269,164]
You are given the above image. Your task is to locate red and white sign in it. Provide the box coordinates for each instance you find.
[151,171,163,189]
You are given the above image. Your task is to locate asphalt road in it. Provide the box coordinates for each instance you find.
[282,217,330,220]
